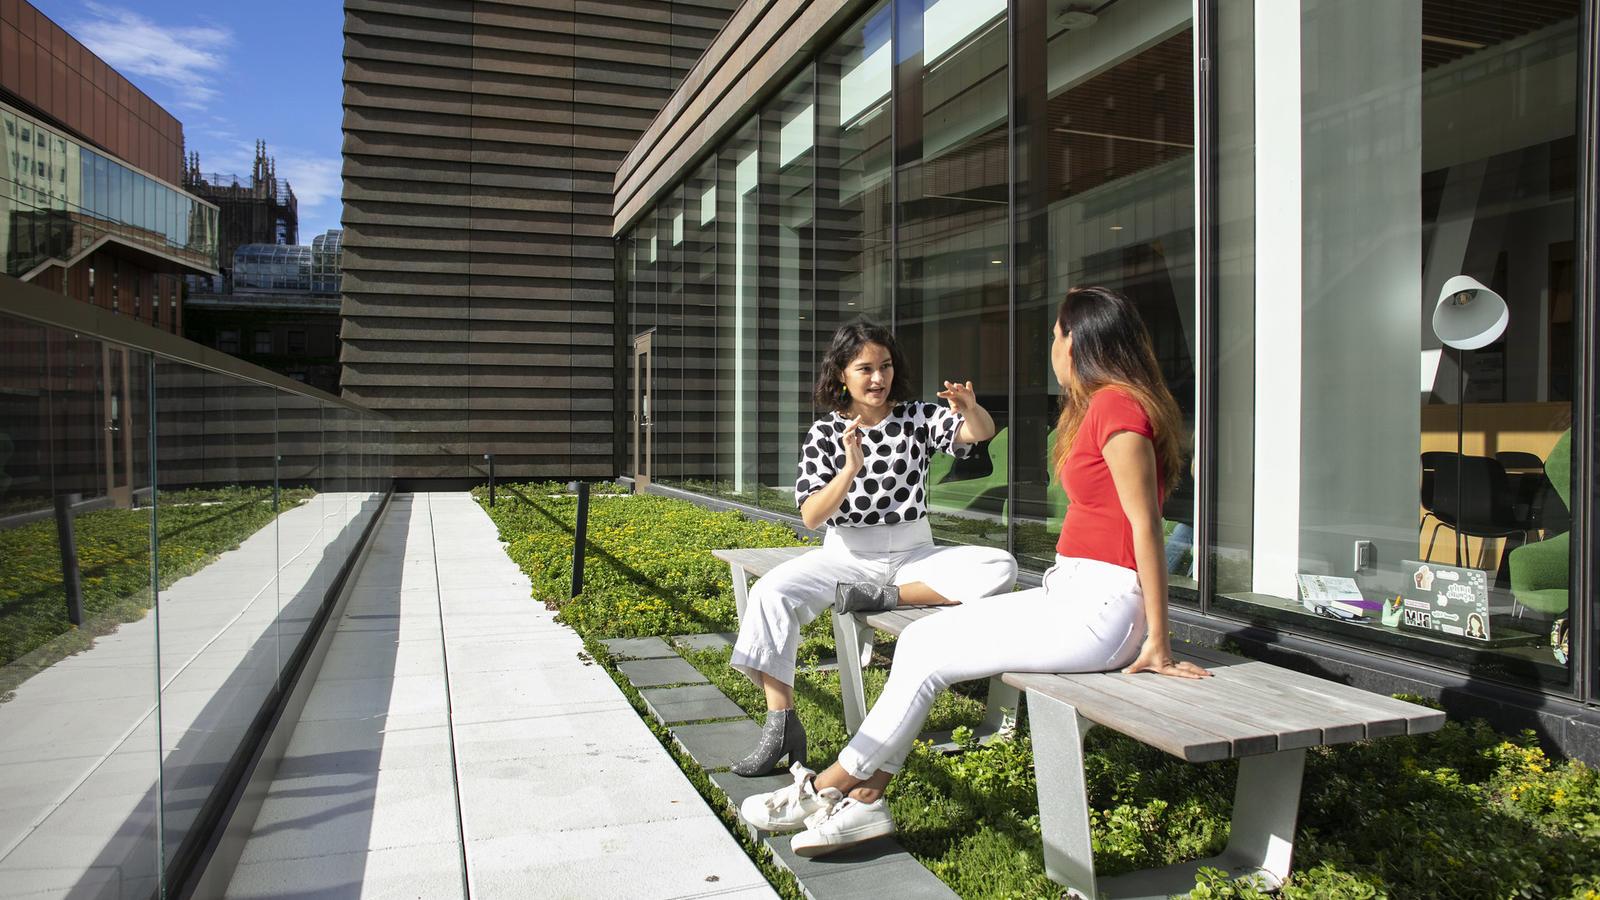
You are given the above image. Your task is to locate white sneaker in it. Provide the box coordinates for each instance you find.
[790,795,896,857]
[739,762,842,833]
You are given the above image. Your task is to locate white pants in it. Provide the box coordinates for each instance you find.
[837,555,1147,779]
[731,519,1017,689]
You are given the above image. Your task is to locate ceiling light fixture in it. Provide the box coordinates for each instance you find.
[1055,5,1098,30]
[1422,33,1488,50]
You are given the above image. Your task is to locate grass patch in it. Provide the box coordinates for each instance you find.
[479,482,1600,899]
[0,486,314,698]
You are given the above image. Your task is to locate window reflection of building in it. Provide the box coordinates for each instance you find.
[1,102,220,333]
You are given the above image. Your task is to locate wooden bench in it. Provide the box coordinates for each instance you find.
[711,547,814,620]
[1011,643,1442,899]
[715,547,1445,897]
[712,547,1021,743]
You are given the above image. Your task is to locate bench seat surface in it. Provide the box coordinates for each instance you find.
[715,548,1444,763]
[712,546,812,573]
[1004,644,1445,762]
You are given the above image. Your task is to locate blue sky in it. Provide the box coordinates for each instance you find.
[29,0,346,240]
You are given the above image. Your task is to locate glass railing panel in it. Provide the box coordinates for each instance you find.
[0,291,389,896]
[274,394,330,670]
[154,367,282,862]
[0,319,163,898]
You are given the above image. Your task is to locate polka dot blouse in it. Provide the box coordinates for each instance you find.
[794,401,976,528]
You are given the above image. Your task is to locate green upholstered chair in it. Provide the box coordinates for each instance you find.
[927,426,1010,515]
[1508,429,1571,616]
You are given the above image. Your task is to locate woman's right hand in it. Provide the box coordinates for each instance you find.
[841,415,865,473]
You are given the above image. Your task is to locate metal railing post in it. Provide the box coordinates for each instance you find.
[53,493,83,626]
[484,452,495,507]
[571,481,590,598]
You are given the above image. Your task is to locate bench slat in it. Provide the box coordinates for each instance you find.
[1005,672,1250,762]
[711,546,812,578]
[1058,670,1287,758]
[1176,650,1403,742]
[863,606,940,634]
[1173,655,1371,746]
[1136,659,1328,750]
[1179,645,1444,737]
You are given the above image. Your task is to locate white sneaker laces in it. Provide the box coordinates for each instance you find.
[765,763,817,813]
[804,796,857,830]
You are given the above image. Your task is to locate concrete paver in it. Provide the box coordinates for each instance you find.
[226,493,776,899]
[617,656,711,687]
[670,721,766,770]
[672,632,738,653]
[603,636,679,659]
[640,685,747,724]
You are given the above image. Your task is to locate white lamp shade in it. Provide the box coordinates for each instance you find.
[1433,275,1508,350]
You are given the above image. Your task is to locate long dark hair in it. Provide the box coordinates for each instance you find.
[813,320,914,413]
[1051,286,1184,499]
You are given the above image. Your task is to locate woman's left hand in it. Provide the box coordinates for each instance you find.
[937,380,977,415]
[1122,642,1212,679]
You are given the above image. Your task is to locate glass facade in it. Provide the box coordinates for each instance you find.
[621,0,1592,697]
[0,307,389,895]
[310,228,343,295]
[1,100,219,279]
[233,243,315,292]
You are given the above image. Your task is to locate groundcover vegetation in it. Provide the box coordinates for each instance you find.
[0,486,314,696]
[479,482,1600,899]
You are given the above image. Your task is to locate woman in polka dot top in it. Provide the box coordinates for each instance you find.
[726,321,1018,777]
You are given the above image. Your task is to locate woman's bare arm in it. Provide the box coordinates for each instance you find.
[1103,430,1210,679]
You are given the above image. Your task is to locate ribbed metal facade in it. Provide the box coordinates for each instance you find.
[339,0,736,480]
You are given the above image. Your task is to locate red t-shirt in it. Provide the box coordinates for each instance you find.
[1056,387,1162,571]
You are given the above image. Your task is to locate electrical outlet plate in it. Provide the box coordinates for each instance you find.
[1353,540,1375,574]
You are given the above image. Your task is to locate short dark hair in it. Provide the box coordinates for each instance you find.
[813,320,914,413]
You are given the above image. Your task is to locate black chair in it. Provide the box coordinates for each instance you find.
[1496,451,1545,530]
[1419,451,1454,535]
[1423,454,1529,579]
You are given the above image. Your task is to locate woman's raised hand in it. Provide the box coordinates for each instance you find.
[841,415,865,473]
[937,380,977,415]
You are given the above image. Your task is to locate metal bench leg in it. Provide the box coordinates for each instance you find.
[1027,689,1100,900]
[833,610,873,734]
[730,563,750,620]
[1214,748,1305,890]
[1094,748,1307,899]
[978,676,1021,740]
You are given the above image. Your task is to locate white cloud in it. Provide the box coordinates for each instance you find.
[70,3,231,107]
[274,154,342,209]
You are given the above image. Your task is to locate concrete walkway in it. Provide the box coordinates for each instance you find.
[225,493,776,900]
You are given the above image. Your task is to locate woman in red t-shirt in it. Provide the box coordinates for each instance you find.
[740,286,1210,858]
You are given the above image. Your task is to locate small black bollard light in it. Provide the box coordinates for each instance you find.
[571,481,590,598]
[484,452,495,507]
[53,493,84,626]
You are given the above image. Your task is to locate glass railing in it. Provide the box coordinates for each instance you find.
[0,283,389,898]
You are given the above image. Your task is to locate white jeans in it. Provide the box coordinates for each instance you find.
[837,555,1147,779]
[730,519,1017,689]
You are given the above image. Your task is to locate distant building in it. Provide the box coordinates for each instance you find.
[0,1,219,334]
[182,140,298,290]
[339,0,737,481]
[184,229,346,394]
[311,228,342,295]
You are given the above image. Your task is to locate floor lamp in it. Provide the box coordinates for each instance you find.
[1431,274,1509,565]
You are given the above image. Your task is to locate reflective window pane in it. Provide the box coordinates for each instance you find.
[1214,0,1581,691]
